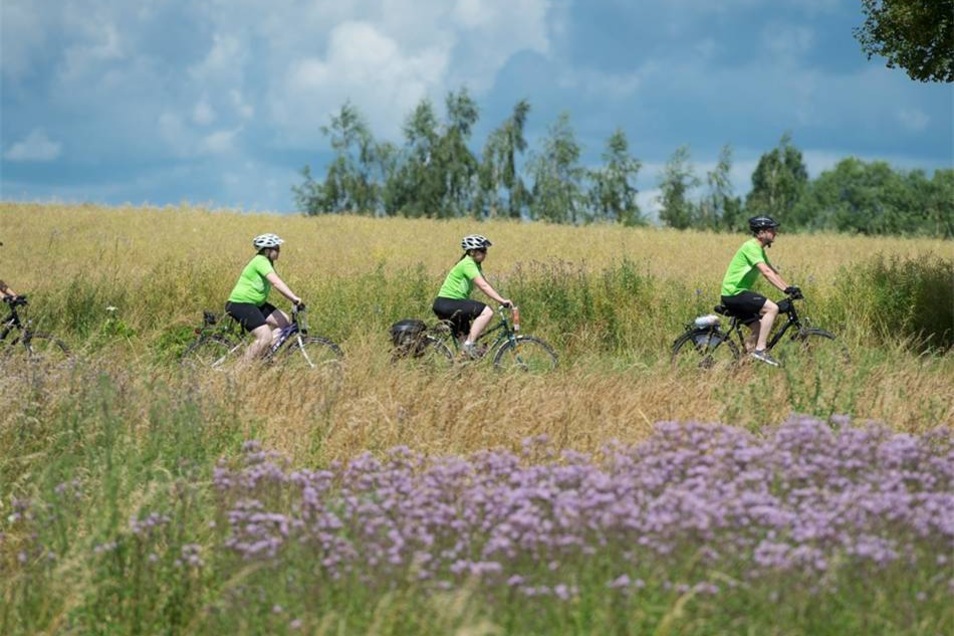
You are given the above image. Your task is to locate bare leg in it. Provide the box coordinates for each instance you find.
[756,300,779,351]
[467,306,495,343]
[265,309,291,347]
[744,324,760,353]
[243,324,273,362]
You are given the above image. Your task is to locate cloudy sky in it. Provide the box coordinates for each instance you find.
[2,0,951,215]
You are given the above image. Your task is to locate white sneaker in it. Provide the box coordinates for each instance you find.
[750,349,780,367]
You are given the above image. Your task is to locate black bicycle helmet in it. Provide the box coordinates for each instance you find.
[748,216,780,234]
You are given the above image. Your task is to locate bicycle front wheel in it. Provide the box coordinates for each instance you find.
[777,328,849,366]
[22,332,71,367]
[671,328,740,371]
[282,335,344,375]
[181,334,237,369]
[493,336,558,373]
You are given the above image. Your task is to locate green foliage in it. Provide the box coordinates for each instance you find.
[5,368,951,635]
[294,101,386,215]
[745,132,809,226]
[700,144,744,232]
[528,112,588,224]
[854,0,954,83]
[477,99,532,220]
[1,368,248,635]
[838,253,954,352]
[588,129,645,226]
[294,95,949,237]
[657,145,701,230]
[793,159,953,237]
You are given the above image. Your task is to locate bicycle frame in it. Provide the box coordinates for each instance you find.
[1,299,27,342]
[194,305,320,364]
[719,297,804,352]
[439,305,518,357]
[266,306,309,358]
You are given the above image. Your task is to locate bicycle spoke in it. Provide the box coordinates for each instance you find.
[181,335,237,369]
[775,328,850,366]
[671,329,740,371]
[282,335,344,385]
[23,333,71,369]
[493,336,558,373]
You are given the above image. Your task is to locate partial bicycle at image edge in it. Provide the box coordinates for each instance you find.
[0,295,71,365]
[671,291,849,370]
[390,304,558,373]
[180,304,343,372]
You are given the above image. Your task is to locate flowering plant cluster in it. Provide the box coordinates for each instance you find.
[213,415,954,598]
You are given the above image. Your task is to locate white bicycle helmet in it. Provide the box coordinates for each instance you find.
[252,233,284,249]
[461,234,492,251]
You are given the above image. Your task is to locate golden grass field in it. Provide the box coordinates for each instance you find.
[2,202,952,465]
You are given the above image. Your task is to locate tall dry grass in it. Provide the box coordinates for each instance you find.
[2,202,952,465]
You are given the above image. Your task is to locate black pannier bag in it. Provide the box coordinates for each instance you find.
[390,319,428,357]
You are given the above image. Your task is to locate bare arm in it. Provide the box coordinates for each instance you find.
[265,272,302,305]
[0,280,16,298]
[473,276,511,307]
[756,262,790,292]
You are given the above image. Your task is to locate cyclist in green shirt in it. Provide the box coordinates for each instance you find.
[433,234,512,358]
[225,233,305,363]
[720,216,800,367]
[0,241,19,301]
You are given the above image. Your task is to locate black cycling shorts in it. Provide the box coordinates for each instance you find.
[432,297,487,338]
[720,291,767,325]
[225,301,277,332]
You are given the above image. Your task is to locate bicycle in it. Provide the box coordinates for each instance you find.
[181,304,343,373]
[0,295,70,364]
[390,305,558,373]
[671,291,847,370]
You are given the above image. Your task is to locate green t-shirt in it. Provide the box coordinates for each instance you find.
[437,256,482,300]
[721,238,770,296]
[228,254,275,305]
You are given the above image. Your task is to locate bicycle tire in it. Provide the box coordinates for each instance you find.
[281,335,344,371]
[492,335,558,373]
[20,332,71,366]
[777,327,850,365]
[422,334,454,366]
[181,334,237,369]
[671,328,740,371]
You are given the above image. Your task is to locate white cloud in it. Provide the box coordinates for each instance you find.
[197,128,241,155]
[557,67,648,100]
[760,23,815,67]
[897,108,929,133]
[0,0,48,81]
[229,90,255,120]
[157,112,191,157]
[4,128,62,161]
[188,33,245,85]
[272,20,451,142]
[59,20,125,83]
[193,98,217,126]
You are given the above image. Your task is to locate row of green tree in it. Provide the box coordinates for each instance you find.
[293,91,952,237]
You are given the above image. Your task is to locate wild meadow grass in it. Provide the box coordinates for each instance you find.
[1,202,953,634]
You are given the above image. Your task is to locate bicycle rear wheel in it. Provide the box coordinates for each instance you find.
[671,328,740,371]
[392,334,455,368]
[181,334,237,369]
[493,336,558,373]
